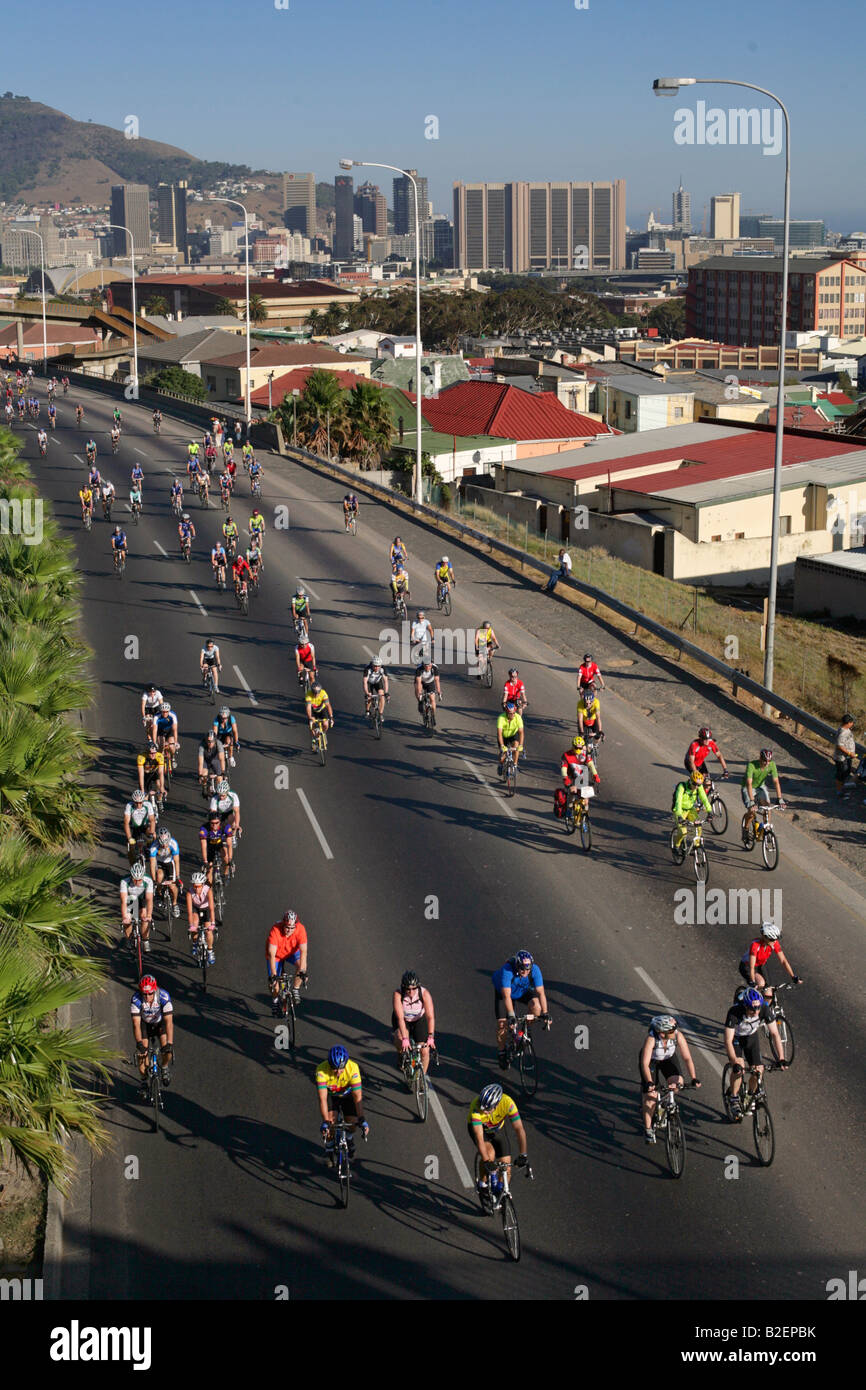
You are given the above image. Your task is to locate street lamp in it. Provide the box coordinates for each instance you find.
[267,370,275,413]
[209,196,252,436]
[18,229,48,371]
[105,222,139,398]
[341,158,423,504]
[292,387,299,446]
[653,76,791,705]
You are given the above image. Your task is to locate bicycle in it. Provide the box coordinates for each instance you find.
[649,1077,694,1178]
[401,1041,436,1121]
[114,548,126,578]
[111,436,119,455]
[563,782,594,852]
[505,1014,550,1097]
[500,741,520,797]
[329,1107,366,1208]
[130,498,141,526]
[153,417,161,434]
[365,692,388,740]
[210,857,226,927]
[311,718,329,766]
[393,591,407,620]
[198,478,210,509]
[436,581,452,617]
[473,1155,531,1260]
[298,666,316,696]
[82,506,92,532]
[421,690,436,735]
[294,615,310,644]
[141,1034,165,1133]
[670,816,709,883]
[703,775,729,836]
[250,473,263,499]
[220,484,231,512]
[273,970,307,1051]
[153,877,175,939]
[181,536,191,564]
[214,564,226,593]
[102,495,113,523]
[476,645,495,689]
[761,982,797,1066]
[192,918,219,993]
[248,566,260,598]
[171,494,183,519]
[741,802,785,871]
[235,579,249,617]
[202,666,216,704]
[721,1062,776,1166]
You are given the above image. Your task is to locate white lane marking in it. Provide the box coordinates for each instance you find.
[634,966,723,1077]
[74,454,84,465]
[296,788,334,860]
[134,448,148,458]
[190,590,208,617]
[154,540,168,556]
[460,756,518,820]
[297,577,320,600]
[428,1085,474,1189]
[233,664,259,707]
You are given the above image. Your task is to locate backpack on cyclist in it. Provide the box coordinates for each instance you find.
[671,782,687,812]
[553,787,567,820]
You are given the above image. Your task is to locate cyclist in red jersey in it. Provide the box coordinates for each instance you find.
[685,726,728,779]
[738,923,802,994]
[266,909,309,1013]
[231,552,252,598]
[502,667,528,713]
[577,653,605,693]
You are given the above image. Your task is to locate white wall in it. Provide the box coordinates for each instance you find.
[668,528,834,585]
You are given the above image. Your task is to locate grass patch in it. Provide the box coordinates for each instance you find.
[0,1180,46,1278]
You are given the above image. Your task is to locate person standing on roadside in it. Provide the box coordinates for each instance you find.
[834,713,857,797]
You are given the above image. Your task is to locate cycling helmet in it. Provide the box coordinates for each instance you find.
[760,748,773,761]
[401,970,419,992]
[132,789,146,803]
[282,909,298,926]
[191,870,207,886]
[219,706,230,719]
[372,659,382,669]
[310,684,321,695]
[158,828,170,843]
[296,586,305,596]
[572,735,586,751]
[146,683,157,693]
[131,860,146,878]
[508,668,518,678]
[422,659,432,669]
[583,683,596,699]
[698,726,712,741]
[583,653,593,663]
[743,989,763,1009]
[505,700,517,713]
[690,770,705,785]
[514,950,534,968]
[650,1014,677,1034]
[182,512,190,522]
[205,730,216,742]
[139,975,157,994]
[146,740,157,752]
[479,1083,503,1111]
[208,812,221,823]
[114,525,121,535]
[328,1045,349,1069]
[760,923,781,941]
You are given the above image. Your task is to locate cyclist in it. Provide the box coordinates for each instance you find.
[148,826,181,919]
[295,635,318,686]
[224,453,237,487]
[222,514,239,558]
[79,482,94,523]
[433,555,455,595]
[197,468,210,504]
[685,726,728,779]
[248,455,263,494]
[492,950,550,1071]
[392,970,435,1074]
[75,404,83,425]
[131,975,174,1098]
[410,610,434,662]
[560,734,601,791]
[85,438,97,468]
[47,377,57,398]
[241,440,254,470]
[141,684,164,739]
[213,707,239,766]
[577,683,604,740]
[152,408,162,432]
[100,476,115,520]
[723,987,788,1121]
[112,406,122,429]
[316,1045,369,1162]
[414,658,441,723]
[209,778,241,869]
[245,538,262,586]
[467,1083,528,1199]
[120,859,154,953]
[199,812,233,887]
[124,787,157,866]
[218,470,232,507]
[249,506,265,549]
[671,769,712,852]
[62,377,69,394]
[178,511,196,558]
[390,536,408,566]
[47,401,56,429]
[305,683,333,741]
[186,869,216,965]
[211,539,228,588]
[187,439,200,465]
[474,620,499,676]
[390,563,410,606]
[186,451,201,489]
[223,437,234,465]
[111,524,128,570]
[129,475,143,519]
[86,456,100,490]
[266,909,309,1013]
[170,477,184,514]
[502,667,527,713]
[205,441,218,473]
[496,701,524,777]
[739,923,802,996]
[638,1015,701,1144]
[198,729,226,796]
[577,653,606,693]
[36,426,48,455]
[151,699,176,762]
[110,423,121,453]
[363,657,389,722]
[136,739,165,803]
[232,549,252,601]
[343,492,358,529]
[741,748,786,841]
[200,638,222,694]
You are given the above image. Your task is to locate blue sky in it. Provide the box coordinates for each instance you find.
[11,0,865,232]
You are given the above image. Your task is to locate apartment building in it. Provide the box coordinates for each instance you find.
[453,180,626,273]
[686,256,866,345]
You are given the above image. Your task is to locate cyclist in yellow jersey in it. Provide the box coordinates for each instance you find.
[475,620,498,657]
[222,516,239,554]
[305,683,333,737]
[434,556,455,587]
[467,1081,528,1198]
[249,507,265,547]
[316,1044,369,1163]
[79,484,93,519]
[577,683,604,739]
[497,703,524,773]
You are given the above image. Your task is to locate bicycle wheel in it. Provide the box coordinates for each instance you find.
[506,761,517,797]
[693,844,709,884]
[442,591,452,617]
[753,1099,775,1166]
[213,879,225,925]
[664,1108,686,1178]
[151,1066,161,1133]
[579,808,592,852]
[762,829,779,871]
[483,660,493,690]
[338,1146,350,1208]
[373,709,382,740]
[208,676,215,706]
[709,795,728,836]
[721,1063,734,1115]
[774,1017,795,1066]
[563,803,576,835]
[284,998,296,1052]
[501,1194,521,1261]
[518,1035,538,1097]
[239,590,249,617]
[741,816,756,851]
[669,828,686,865]
[413,1064,429,1121]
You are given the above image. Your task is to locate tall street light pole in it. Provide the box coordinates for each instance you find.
[105,222,139,397]
[341,158,423,504]
[653,77,791,707]
[20,229,48,370]
[209,196,252,436]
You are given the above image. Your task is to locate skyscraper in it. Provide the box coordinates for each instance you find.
[157,182,188,259]
[453,180,625,273]
[710,192,740,239]
[355,181,387,236]
[392,170,428,234]
[282,172,316,235]
[334,174,354,259]
[672,182,691,233]
[110,183,150,257]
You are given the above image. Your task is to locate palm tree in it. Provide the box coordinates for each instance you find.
[285,370,346,455]
[249,294,268,325]
[0,832,111,977]
[144,295,169,318]
[344,380,394,468]
[0,705,101,848]
[212,296,238,318]
[306,308,323,337]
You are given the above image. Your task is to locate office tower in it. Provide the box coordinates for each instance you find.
[453,180,625,272]
[282,172,316,234]
[355,181,387,236]
[157,182,188,259]
[739,215,826,250]
[710,193,740,240]
[334,174,354,259]
[392,170,428,234]
[110,183,151,257]
[672,182,691,233]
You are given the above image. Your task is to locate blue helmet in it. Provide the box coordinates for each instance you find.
[328,1044,348,1069]
[479,1083,503,1111]
[743,988,763,1009]
[514,950,534,968]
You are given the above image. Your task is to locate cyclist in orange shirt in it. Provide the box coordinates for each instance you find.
[266,909,309,1014]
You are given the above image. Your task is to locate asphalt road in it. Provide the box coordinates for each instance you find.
[19,380,866,1302]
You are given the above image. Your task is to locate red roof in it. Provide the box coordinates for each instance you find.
[818,391,853,405]
[211,343,365,369]
[767,405,834,431]
[249,367,380,404]
[419,381,614,441]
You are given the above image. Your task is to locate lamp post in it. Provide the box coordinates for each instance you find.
[209,196,252,435]
[267,370,275,413]
[105,222,139,397]
[341,158,423,504]
[19,229,48,371]
[292,388,299,446]
[653,77,790,705]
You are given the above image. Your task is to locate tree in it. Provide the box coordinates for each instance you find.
[144,294,169,317]
[145,365,208,401]
[277,369,346,455]
[837,370,855,398]
[343,379,394,468]
[248,294,268,325]
[646,299,686,339]
[212,296,238,318]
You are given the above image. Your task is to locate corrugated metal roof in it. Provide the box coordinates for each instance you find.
[249,366,376,404]
[796,549,866,574]
[612,449,866,506]
[603,374,695,396]
[419,380,614,441]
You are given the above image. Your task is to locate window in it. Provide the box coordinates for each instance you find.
[673,406,684,418]
[780,516,792,536]
[711,534,722,542]
[734,532,745,540]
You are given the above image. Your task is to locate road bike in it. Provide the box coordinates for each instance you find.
[210,857,226,926]
[111,436,119,455]
[215,564,226,593]
[563,782,594,851]
[114,548,126,579]
[203,666,216,703]
[499,741,520,797]
[38,438,47,457]
[298,666,316,695]
[741,802,786,870]
[721,1062,776,1166]
[436,581,452,617]
[649,1077,693,1178]
[670,816,709,883]
[250,472,262,498]
[82,506,92,532]
[192,918,218,993]
[130,498,141,526]
[235,579,249,617]
[504,1014,550,1097]
[198,478,210,508]
[704,774,729,836]
[141,1034,166,1133]
[153,417,161,434]
[474,1156,531,1260]
[401,1042,436,1121]
[273,970,307,1051]
[393,590,407,620]
[420,690,436,735]
[476,644,495,689]
[171,494,183,518]
[248,565,260,598]
[102,494,113,523]
[153,875,176,940]
[328,1108,366,1208]
[181,536,192,564]
[311,718,329,766]
[294,616,309,643]
[220,484,231,511]
[365,691,388,739]
[761,982,796,1066]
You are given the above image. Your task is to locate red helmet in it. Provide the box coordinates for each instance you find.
[698,727,712,741]
[139,975,157,994]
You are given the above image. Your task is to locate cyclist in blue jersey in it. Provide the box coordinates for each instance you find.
[131,974,174,1098]
[492,950,551,1071]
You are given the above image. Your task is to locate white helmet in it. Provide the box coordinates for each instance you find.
[131,860,146,879]
[760,922,781,941]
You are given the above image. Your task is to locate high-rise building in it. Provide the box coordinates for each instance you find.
[420,216,454,269]
[355,181,387,236]
[110,183,151,257]
[156,182,188,260]
[739,215,825,250]
[452,180,626,273]
[2,215,62,269]
[710,193,740,240]
[392,170,428,234]
[282,172,316,235]
[672,183,691,233]
[334,175,354,259]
